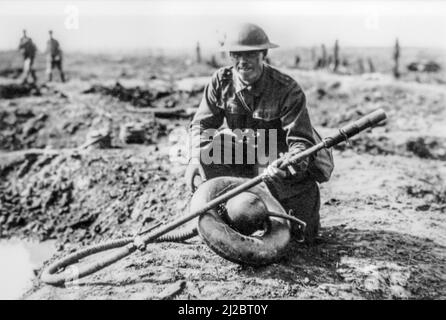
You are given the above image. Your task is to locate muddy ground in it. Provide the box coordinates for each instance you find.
[0,49,445,299]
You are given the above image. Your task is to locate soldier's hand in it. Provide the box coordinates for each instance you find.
[265,153,309,182]
[185,160,206,192]
[264,157,290,184]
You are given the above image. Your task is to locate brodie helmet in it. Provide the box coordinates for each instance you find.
[220,23,279,52]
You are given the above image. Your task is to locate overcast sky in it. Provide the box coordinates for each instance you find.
[0,1,445,52]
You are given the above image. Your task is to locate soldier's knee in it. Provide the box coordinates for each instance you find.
[282,181,321,244]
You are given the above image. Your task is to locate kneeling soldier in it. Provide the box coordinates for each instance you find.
[185,23,333,243]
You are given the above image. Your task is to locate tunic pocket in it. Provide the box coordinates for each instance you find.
[224,98,249,129]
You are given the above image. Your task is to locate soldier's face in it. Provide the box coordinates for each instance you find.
[230,50,265,84]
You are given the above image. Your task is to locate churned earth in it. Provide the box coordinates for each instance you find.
[0,49,445,299]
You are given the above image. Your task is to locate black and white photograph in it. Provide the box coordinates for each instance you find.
[0,0,445,302]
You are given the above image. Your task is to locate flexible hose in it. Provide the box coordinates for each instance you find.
[156,226,198,242]
[40,225,198,285]
[41,239,136,285]
[40,212,298,285]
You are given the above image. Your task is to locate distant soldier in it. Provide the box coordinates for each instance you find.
[45,30,65,82]
[196,42,202,63]
[294,55,300,68]
[18,29,38,84]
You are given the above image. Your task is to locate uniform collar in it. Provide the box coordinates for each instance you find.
[233,64,268,97]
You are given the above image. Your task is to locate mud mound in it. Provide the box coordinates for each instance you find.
[0,83,40,99]
[82,82,165,107]
[0,89,170,151]
[406,137,446,161]
[405,178,446,212]
[333,133,446,161]
[333,134,396,156]
[0,108,49,150]
[82,81,202,116]
[0,149,190,246]
[0,67,22,79]
[407,61,441,73]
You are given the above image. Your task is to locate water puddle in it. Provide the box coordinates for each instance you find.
[0,239,56,299]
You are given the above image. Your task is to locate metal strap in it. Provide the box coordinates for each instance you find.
[339,128,352,147]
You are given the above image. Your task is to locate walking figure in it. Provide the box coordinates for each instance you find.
[45,30,65,82]
[18,30,38,84]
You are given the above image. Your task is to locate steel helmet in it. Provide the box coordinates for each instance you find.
[220,23,279,52]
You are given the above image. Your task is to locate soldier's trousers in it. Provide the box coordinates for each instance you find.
[46,57,65,82]
[197,130,321,243]
[21,57,37,84]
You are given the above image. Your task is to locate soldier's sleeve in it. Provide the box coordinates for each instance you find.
[279,82,316,166]
[262,81,317,198]
[188,70,225,162]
